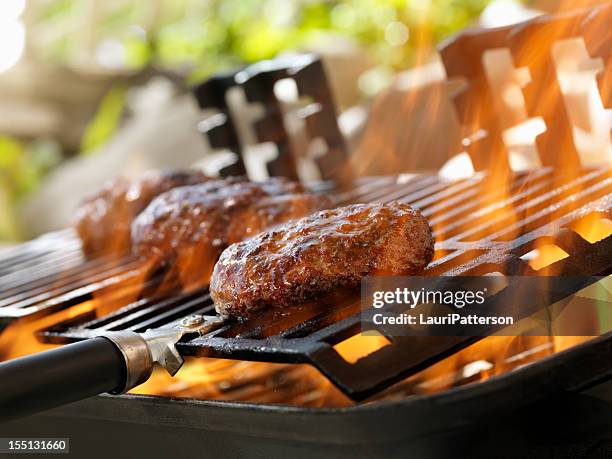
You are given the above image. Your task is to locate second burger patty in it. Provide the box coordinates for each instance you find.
[211,201,434,321]
[131,176,331,286]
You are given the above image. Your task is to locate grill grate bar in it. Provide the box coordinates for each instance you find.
[349,175,441,205]
[70,288,207,331]
[0,230,79,269]
[438,169,611,242]
[0,254,134,301]
[0,258,144,309]
[425,169,552,225]
[129,296,213,333]
[9,167,612,399]
[0,261,158,321]
[488,178,612,242]
[0,250,84,292]
[429,173,555,238]
[0,229,75,255]
[396,176,484,209]
[0,247,77,279]
[332,176,397,204]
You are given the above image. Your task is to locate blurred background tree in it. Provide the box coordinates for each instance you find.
[0,0,522,241]
[27,0,490,77]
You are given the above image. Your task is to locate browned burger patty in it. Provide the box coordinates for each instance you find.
[73,170,209,257]
[131,177,331,286]
[210,202,434,321]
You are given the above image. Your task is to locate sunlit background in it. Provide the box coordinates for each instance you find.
[0,0,610,242]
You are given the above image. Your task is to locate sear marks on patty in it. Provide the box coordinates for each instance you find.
[131,176,331,286]
[73,170,209,257]
[210,202,434,321]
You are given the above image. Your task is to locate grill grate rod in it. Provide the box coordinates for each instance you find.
[0,259,142,310]
[0,246,79,279]
[0,229,75,261]
[0,258,166,322]
[0,253,126,299]
[34,167,612,399]
[0,250,84,292]
[0,232,83,289]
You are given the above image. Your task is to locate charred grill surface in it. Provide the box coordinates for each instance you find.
[211,202,433,321]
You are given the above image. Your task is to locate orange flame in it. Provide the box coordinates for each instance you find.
[1,3,612,407]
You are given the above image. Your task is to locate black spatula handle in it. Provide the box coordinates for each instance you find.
[0,337,126,423]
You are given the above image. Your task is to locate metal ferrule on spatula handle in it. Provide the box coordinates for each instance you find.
[99,315,224,393]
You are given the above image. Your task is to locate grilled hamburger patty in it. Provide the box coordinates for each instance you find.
[131,177,331,285]
[73,170,209,257]
[211,201,434,321]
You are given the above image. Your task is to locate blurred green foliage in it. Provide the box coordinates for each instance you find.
[0,0,492,242]
[80,85,127,154]
[0,137,61,240]
[30,0,490,78]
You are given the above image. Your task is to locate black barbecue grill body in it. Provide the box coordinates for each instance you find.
[0,172,611,455]
[1,334,611,459]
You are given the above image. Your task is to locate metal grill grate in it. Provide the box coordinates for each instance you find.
[0,231,159,325]
[30,167,612,399]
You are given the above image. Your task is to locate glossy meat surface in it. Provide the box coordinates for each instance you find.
[131,177,330,286]
[211,202,434,320]
[73,170,209,257]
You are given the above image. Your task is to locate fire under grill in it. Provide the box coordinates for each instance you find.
[1,166,610,401]
[0,4,611,457]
